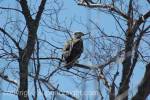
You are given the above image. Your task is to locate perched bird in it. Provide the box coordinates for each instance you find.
[62,32,84,69]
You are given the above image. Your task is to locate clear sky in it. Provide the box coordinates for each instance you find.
[0,0,149,100]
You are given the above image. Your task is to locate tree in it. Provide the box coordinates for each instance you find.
[77,0,150,100]
[0,0,149,100]
[0,0,46,99]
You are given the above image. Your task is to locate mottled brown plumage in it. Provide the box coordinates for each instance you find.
[62,32,84,69]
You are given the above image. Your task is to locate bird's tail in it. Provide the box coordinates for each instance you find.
[64,60,75,69]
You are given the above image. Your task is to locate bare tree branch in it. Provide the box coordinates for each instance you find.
[78,3,128,19]
[132,63,150,100]
[0,27,21,50]
[0,6,22,13]
[0,73,17,86]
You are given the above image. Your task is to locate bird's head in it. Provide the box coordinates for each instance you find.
[74,32,84,39]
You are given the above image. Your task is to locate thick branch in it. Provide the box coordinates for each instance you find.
[132,63,150,100]
[35,0,46,24]
[19,0,33,29]
[127,0,133,17]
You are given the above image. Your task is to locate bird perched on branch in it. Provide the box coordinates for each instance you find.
[62,32,85,69]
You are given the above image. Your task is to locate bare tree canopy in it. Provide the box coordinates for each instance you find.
[0,0,150,100]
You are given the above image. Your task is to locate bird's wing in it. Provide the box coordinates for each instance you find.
[68,39,83,60]
[63,40,72,51]
[63,39,82,51]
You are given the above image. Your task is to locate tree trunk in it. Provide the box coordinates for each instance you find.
[18,31,36,100]
[18,0,46,99]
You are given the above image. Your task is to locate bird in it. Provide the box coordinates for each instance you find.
[62,32,84,69]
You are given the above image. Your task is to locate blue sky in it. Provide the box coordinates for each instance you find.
[0,0,150,100]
